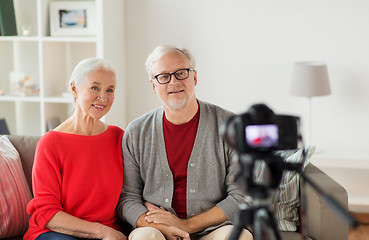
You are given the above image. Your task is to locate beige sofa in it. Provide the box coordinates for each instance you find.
[2,135,349,240]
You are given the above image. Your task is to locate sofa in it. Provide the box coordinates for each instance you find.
[1,135,349,240]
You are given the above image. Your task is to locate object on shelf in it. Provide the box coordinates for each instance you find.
[0,0,17,36]
[49,1,96,37]
[20,25,32,36]
[9,72,39,97]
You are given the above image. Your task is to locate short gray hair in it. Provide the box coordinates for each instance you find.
[70,57,115,88]
[145,45,196,79]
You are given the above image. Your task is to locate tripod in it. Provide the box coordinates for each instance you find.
[229,201,283,240]
[228,151,359,240]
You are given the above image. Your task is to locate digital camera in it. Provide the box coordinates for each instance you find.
[221,104,300,153]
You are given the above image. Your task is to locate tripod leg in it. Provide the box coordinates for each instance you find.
[266,208,282,240]
[228,204,253,240]
[253,210,263,240]
[228,225,245,240]
[253,208,282,240]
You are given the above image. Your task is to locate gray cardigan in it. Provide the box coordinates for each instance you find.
[117,100,245,235]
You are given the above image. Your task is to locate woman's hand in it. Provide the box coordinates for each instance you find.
[144,201,160,211]
[46,212,126,240]
[98,223,127,240]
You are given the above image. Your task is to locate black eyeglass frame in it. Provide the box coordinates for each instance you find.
[153,68,194,84]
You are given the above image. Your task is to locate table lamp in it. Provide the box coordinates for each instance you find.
[290,61,331,145]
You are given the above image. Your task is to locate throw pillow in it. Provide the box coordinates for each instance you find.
[0,135,33,238]
[273,146,315,231]
[252,146,315,232]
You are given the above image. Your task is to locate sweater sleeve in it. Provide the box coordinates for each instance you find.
[215,148,246,222]
[201,101,247,223]
[26,133,63,229]
[117,125,148,227]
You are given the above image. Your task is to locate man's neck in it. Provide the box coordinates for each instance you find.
[164,99,199,125]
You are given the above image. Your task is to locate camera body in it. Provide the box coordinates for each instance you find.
[222,104,300,153]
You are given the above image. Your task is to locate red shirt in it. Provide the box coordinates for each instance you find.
[24,125,124,240]
[163,109,200,219]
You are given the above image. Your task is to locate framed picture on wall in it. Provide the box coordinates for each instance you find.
[49,1,96,37]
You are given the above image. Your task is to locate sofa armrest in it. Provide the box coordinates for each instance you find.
[302,163,348,240]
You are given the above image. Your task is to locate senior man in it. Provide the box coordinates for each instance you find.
[117,45,253,240]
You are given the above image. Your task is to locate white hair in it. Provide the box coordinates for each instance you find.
[69,57,115,88]
[145,45,196,79]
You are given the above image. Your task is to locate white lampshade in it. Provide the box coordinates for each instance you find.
[290,61,331,97]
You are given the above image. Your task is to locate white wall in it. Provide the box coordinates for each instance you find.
[101,0,127,127]
[123,0,369,159]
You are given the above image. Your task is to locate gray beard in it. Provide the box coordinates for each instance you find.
[159,96,188,111]
[158,91,195,112]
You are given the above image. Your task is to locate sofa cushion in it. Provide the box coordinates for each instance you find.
[7,135,40,190]
[273,146,315,231]
[253,146,315,232]
[0,136,33,238]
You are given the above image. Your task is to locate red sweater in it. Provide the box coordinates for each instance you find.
[24,125,124,240]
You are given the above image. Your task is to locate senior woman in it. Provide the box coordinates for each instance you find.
[24,58,126,240]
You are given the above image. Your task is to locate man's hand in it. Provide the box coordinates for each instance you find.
[138,205,190,240]
[160,225,190,240]
[142,202,227,236]
[145,207,190,233]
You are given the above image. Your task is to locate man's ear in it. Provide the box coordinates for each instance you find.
[70,82,78,99]
[150,79,157,94]
[193,70,198,86]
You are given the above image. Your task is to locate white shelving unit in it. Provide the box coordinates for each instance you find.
[0,0,125,136]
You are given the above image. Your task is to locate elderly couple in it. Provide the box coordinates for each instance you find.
[24,45,253,240]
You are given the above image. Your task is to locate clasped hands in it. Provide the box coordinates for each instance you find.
[144,202,191,240]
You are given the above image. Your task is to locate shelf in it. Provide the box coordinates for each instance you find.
[41,36,97,43]
[0,95,41,102]
[0,36,96,43]
[0,36,39,42]
[44,96,74,103]
[0,96,74,103]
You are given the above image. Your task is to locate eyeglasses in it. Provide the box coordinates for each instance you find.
[153,68,194,84]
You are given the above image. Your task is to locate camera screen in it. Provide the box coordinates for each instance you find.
[245,124,279,148]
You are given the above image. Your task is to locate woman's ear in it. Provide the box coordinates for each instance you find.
[70,82,78,99]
